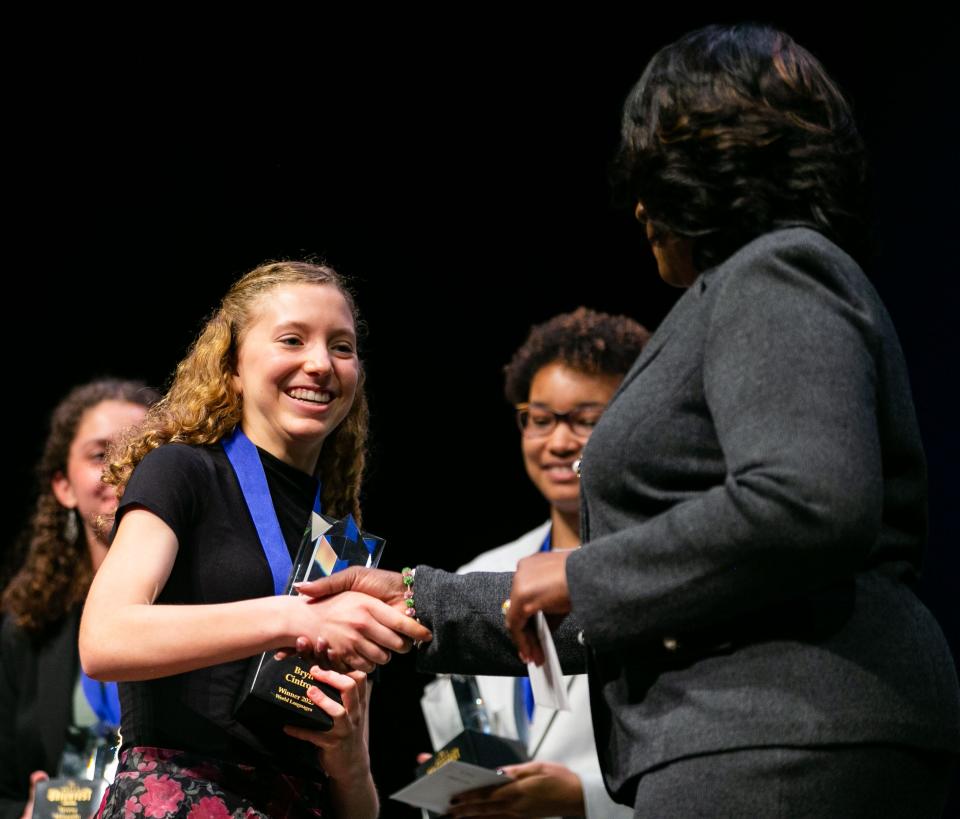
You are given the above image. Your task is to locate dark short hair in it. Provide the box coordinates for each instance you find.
[504,307,650,404]
[612,23,870,270]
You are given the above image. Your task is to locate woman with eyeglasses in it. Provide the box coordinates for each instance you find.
[420,308,647,819]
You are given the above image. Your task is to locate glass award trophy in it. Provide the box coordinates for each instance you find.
[235,510,385,739]
[421,674,527,769]
[32,726,118,819]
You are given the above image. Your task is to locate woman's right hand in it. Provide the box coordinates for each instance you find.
[82,510,428,682]
[290,589,431,673]
[20,770,48,819]
[448,761,585,818]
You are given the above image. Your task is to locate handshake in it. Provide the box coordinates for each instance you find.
[285,568,433,674]
[286,547,575,674]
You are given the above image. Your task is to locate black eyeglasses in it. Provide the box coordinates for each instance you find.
[515,403,607,439]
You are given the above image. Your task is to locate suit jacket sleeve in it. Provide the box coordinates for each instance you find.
[414,567,587,676]
[567,232,887,651]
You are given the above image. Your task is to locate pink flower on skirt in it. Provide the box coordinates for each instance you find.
[136,760,158,772]
[138,774,185,818]
[124,796,144,815]
[186,796,233,819]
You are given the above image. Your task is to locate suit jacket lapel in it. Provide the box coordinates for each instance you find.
[608,283,703,400]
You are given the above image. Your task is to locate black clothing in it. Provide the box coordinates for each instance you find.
[115,443,316,766]
[0,609,81,819]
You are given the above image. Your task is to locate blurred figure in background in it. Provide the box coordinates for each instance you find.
[0,379,157,819]
[422,308,647,819]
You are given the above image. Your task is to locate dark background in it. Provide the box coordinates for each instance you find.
[4,12,957,816]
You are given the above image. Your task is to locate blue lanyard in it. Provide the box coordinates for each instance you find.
[222,427,322,596]
[80,672,121,731]
[519,528,552,722]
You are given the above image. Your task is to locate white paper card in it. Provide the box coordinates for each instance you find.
[526,611,570,711]
[390,761,512,813]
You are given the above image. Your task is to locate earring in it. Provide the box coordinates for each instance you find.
[64,508,79,544]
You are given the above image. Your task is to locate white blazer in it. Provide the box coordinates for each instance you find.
[420,522,632,819]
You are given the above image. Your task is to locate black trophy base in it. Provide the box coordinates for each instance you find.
[418,728,528,775]
[32,778,107,819]
[417,730,527,819]
[235,652,342,739]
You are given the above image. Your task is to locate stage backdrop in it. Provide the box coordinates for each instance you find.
[4,11,956,817]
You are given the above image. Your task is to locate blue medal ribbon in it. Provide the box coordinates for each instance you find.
[223,427,322,596]
[80,672,121,731]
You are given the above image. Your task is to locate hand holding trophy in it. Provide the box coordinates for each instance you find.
[235,510,393,736]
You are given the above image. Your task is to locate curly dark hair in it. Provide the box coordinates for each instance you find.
[2,379,159,633]
[504,307,650,404]
[612,22,870,270]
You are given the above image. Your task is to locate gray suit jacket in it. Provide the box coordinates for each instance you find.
[416,228,960,806]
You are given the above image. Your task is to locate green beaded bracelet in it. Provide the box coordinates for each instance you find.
[402,567,417,618]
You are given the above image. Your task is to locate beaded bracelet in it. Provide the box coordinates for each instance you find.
[401,567,417,618]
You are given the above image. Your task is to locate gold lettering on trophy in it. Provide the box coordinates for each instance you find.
[46,782,93,805]
[276,686,313,712]
[426,746,461,775]
[284,673,313,689]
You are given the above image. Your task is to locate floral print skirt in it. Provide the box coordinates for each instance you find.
[96,746,326,819]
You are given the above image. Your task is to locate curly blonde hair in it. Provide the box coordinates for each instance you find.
[105,261,368,522]
[2,379,159,633]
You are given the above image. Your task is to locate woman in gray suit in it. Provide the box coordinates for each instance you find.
[495,22,960,816]
[302,23,960,817]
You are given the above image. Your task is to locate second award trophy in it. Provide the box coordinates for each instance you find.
[235,510,385,738]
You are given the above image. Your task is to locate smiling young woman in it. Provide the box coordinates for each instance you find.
[231,282,360,474]
[79,261,429,819]
[518,362,622,548]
